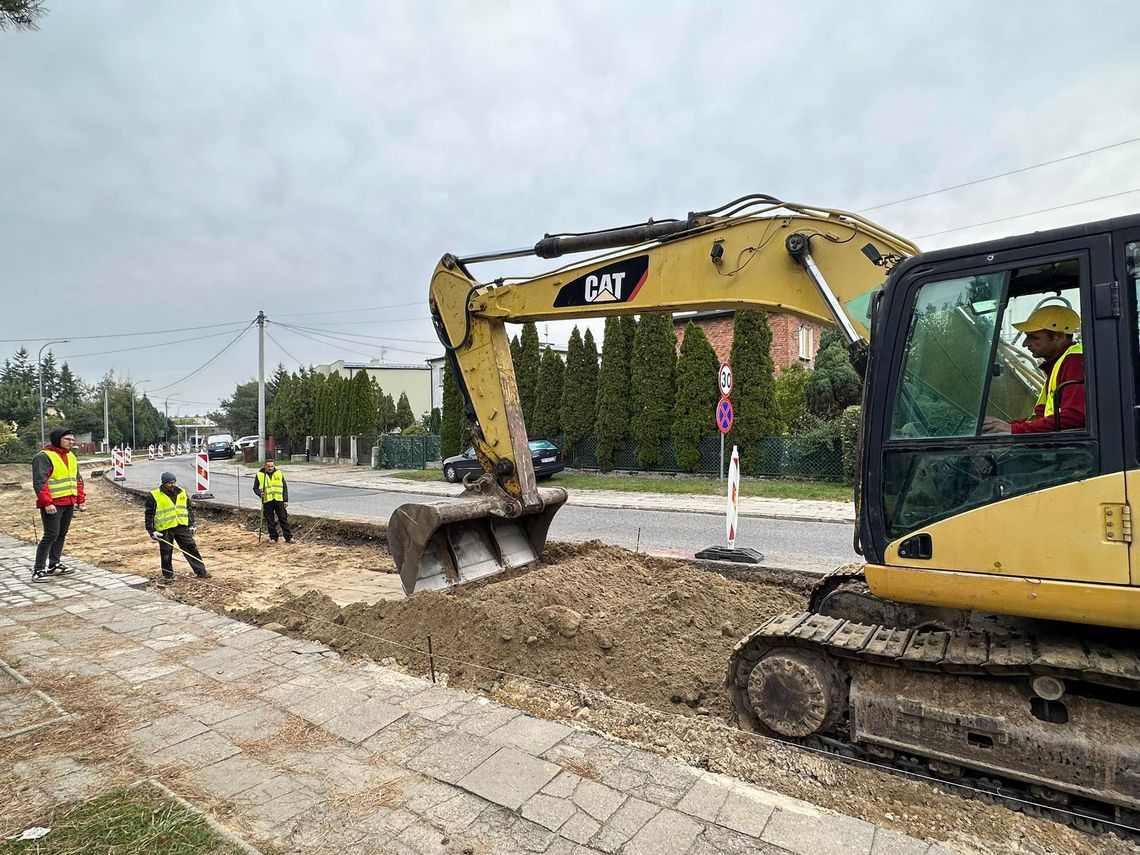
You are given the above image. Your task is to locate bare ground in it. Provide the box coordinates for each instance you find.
[0,467,1136,854]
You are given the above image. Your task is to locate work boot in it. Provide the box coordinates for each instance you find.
[156,574,173,587]
[194,570,211,579]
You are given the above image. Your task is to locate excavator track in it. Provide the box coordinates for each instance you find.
[728,609,1140,839]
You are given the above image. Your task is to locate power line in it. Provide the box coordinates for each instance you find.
[0,319,247,344]
[273,324,379,360]
[264,329,304,367]
[285,316,432,327]
[60,327,254,360]
[148,321,256,394]
[913,187,1140,240]
[276,322,439,348]
[859,135,1140,213]
[272,321,438,357]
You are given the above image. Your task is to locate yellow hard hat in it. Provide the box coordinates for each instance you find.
[1012,305,1080,334]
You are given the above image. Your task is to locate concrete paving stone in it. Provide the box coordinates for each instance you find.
[458,746,561,811]
[688,823,787,855]
[258,676,326,704]
[186,753,281,798]
[413,697,469,723]
[509,815,559,853]
[486,714,573,755]
[588,796,661,854]
[212,706,290,741]
[320,696,406,744]
[599,748,699,808]
[676,774,732,823]
[401,777,468,815]
[363,713,452,765]
[119,662,185,684]
[572,778,626,823]
[622,807,704,855]
[395,819,453,855]
[715,788,777,839]
[405,730,499,784]
[145,730,242,769]
[398,684,454,713]
[542,770,581,799]
[288,685,370,725]
[870,828,933,855]
[241,786,323,837]
[559,810,602,845]
[521,792,577,832]
[140,632,203,651]
[358,806,420,836]
[129,711,208,750]
[431,791,489,835]
[926,847,959,855]
[234,774,307,807]
[761,809,877,855]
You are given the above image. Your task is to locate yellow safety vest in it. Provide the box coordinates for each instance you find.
[151,488,189,531]
[42,449,78,500]
[1035,343,1083,418]
[256,470,285,502]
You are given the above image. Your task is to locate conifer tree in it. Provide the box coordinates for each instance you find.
[774,362,811,433]
[581,327,599,434]
[630,315,676,469]
[395,391,415,430]
[533,349,565,438]
[672,323,719,472]
[346,371,374,434]
[595,317,630,472]
[559,327,592,451]
[516,323,541,427]
[440,358,465,458]
[804,332,861,420]
[728,311,780,473]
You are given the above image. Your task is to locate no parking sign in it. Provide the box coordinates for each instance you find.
[716,397,734,434]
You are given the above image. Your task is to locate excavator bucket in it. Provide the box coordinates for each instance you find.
[389,482,568,596]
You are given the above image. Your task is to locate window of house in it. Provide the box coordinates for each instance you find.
[798,325,813,360]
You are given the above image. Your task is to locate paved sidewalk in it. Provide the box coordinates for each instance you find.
[211,460,855,524]
[0,534,948,854]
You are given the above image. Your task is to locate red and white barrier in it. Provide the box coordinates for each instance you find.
[147,444,155,461]
[125,446,133,466]
[169,443,177,457]
[192,450,214,499]
[156,444,164,459]
[112,448,126,482]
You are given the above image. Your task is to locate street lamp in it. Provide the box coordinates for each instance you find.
[38,339,70,448]
[129,380,150,449]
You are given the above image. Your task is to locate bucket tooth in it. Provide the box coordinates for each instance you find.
[389,479,567,596]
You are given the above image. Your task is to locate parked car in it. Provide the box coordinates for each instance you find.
[206,433,235,460]
[233,435,260,450]
[442,438,564,483]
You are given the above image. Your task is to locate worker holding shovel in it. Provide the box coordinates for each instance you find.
[144,471,210,583]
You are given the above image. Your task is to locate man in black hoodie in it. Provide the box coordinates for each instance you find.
[144,471,210,583]
[31,427,86,582]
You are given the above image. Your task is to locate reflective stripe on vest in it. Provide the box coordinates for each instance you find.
[42,449,78,499]
[151,488,189,531]
[1035,342,1083,418]
[257,470,285,502]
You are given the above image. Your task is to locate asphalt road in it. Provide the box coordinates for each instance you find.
[122,459,857,571]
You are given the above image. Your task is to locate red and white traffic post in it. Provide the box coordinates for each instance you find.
[193,449,214,499]
[112,447,126,481]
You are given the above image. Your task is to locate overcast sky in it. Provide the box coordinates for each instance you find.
[4,1,1140,414]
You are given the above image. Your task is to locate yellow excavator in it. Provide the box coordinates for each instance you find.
[389,195,1140,830]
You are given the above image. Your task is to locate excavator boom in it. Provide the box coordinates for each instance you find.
[390,199,916,595]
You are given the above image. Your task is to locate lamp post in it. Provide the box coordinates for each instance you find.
[38,339,70,448]
[128,380,150,449]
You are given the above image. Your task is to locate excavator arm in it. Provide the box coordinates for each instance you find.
[391,198,917,595]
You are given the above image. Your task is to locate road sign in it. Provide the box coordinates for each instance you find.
[726,445,740,548]
[718,362,733,398]
[716,397,734,434]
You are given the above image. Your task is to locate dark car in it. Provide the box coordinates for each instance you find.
[206,433,235,461]
[442,438,564,483]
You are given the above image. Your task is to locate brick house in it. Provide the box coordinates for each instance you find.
[673,310,823,372]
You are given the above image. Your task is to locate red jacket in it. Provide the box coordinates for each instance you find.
[32,445,86,509]
[1010,352,1086,434]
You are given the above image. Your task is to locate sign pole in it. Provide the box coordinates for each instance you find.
[719,433,724,484]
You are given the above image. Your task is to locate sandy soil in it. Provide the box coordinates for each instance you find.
[0,466,1135,854]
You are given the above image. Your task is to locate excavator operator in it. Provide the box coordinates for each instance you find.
[982,305,1085,434]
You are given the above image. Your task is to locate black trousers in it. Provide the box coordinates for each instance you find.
[157,526,207,577]
[262,501,292,541]
[35,504,75,571]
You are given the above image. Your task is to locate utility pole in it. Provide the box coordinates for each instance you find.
[103,384,110,454]
[257,310,266,463]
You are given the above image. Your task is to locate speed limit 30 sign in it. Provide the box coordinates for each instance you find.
[718,362,733,398]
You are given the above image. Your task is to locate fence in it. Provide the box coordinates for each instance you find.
[373,432,844,480]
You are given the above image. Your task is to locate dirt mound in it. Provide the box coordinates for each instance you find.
[262,540,805,719]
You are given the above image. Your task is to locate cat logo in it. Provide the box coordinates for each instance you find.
[584,272,626,303]
[553,255,650,308]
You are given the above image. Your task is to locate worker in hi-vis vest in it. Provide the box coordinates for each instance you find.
[30,427,86,582]
[253,458,293,543]
[144,471,210,583]
[982,304,1085,434]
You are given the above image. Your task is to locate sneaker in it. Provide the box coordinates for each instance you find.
[31,568,52,583]
[49,563,74,575]
[194,570,212,579]
[284,539,294,544]
[268,538,278,543]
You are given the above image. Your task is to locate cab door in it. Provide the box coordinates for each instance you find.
[860,232,1129,587]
